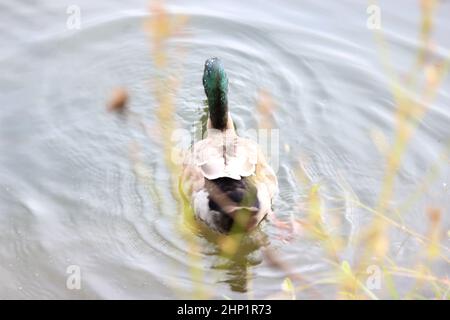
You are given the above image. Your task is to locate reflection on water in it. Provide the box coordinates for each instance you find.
[199,226,269,294]
[0,0,449,299]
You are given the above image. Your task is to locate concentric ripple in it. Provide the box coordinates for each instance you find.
[0,0,449,299]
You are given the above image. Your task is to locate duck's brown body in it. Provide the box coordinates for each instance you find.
[181,114,277,232]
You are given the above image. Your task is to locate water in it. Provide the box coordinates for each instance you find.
[0,0,449,299]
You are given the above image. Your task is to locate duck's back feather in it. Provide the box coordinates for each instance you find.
[189,128,258,180]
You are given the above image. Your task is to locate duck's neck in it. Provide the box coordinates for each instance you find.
[207,112,234,132]
[207,88,228,130]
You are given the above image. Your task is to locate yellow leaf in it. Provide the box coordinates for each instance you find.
[281,277,296,300]
[341,260,352,276]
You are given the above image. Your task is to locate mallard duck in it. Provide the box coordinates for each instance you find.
[181,57,278,233]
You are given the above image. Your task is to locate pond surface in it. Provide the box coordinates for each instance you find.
[0,0,449,299]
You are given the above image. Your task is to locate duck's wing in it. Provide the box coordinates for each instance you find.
[254,148,278,199]
[181,150,205,198]
[189,131,258,181]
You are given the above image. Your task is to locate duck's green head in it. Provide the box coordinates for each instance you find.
[203,57,229,130]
